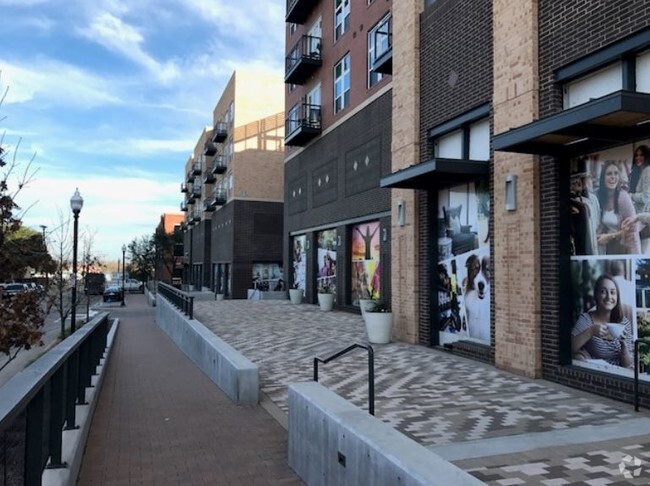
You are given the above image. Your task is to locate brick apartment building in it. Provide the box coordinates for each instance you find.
[155,212,184,287]
[377,0,650,407]
[284,0,393,310]
[180,69,285,298]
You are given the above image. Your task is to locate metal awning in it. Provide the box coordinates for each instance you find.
[380,158,490,190]
[493,91,650,157]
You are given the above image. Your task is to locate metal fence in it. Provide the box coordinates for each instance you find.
[0,312,110,486]
[157,282,194,319]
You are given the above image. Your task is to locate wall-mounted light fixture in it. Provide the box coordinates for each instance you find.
[397,199,405,227]
[305,238,310,250]
[337,235,342,247]
[505,174,517,211]
[382,227,387,242]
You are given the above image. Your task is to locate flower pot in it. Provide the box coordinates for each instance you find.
[364,312,393,344]
[318,293,334,311]
[359,299,374,320]
[289,288,304,304]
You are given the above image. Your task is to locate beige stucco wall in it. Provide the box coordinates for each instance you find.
[492,0,542,378]
[234,69,285,127]
[233,149,284,202]
[390,0,423,344]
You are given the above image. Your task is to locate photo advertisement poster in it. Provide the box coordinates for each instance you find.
[251,263,284,291]
[569,140,650,379]
[292,235,306,290]
[351,221,380,306]
[317,230,337,294]
[437,180,491,345]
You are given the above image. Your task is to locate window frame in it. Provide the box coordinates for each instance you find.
[334,53,351,113]
[335,0,350,41]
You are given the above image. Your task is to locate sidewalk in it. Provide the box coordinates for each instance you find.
[194,299,650,485]
[77,295,302,485]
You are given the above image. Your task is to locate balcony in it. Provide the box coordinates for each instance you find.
[191,209,201,223]
[180,182,188,193]
[186,170,193,183]
[211,187,227,206]
[192,160,202,176]
[204,140,218,156]
[180,200,188,212]
[203,199,216,212]
[212,121,228,143]
[285,35,321,85]
[212,154,227,174]
[285,102,322,146]
[203,170,216,184]
[285,0,317,24]
[187,191,196,204]
[371,16,392,75]
[191,182,202,199]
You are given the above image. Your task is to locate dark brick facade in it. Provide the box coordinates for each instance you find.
[539,1,650,406]
[284,92,392,308]
[418,0,493,363]
[210,200,284,299]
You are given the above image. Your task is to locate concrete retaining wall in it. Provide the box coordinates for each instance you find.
[155,296,259,405]
[288,382,483,486]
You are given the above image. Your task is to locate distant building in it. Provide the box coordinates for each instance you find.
[156,213,184,287]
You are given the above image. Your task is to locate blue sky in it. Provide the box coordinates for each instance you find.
[1,0,285,263]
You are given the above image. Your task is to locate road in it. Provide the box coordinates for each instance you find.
[0,294,103,388]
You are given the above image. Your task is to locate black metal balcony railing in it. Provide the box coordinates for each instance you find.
[212,121,228,143]
[180,200,188,212]
[285,35,322,85]
[371,16,392,75]
[203,140,217,156]
[285,102,322,146]
[191,182,202,198]
[212,187,227,206]
[180,182,188,193]
[285,0,316,24]
[212,154,227,174]
[192,209,201,222]
[186,170,193,183]
[192,160,202,176]
[203,199,216,212]
[0,314,110,485]
[203,171,216,184]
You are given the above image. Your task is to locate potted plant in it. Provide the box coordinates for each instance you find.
[317,282,335,311]
[359,298,374,320]
[364,300,393,344]
[289,283,304,305]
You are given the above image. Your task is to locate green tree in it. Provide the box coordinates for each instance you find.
[127,235,155,282]
[153,225,183,284]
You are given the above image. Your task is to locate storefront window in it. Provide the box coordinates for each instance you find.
[252,263,284,291]
[292,235,307,290]
[569,141,650,379]
[316,230,337,293]
[351,221,380,306]
[437,180,490,345]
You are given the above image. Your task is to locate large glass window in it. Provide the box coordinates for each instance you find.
[437,180,490,345]
[334,0,350,40]
[568,141,650,381]
[368,15,390,88]
[351,221,381,305]
[334,53,351,113]
[316,230,337,294]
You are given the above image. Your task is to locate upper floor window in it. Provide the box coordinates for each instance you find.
[334,53,351,113]
[335,0,350,41]
[368,14,390,88]
[289,23,297,36]
[433,117,490,161]
[563,63,622,109]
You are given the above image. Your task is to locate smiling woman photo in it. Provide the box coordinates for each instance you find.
[572,274,633,368]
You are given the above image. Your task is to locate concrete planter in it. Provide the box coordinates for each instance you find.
[216,293,225,301]
[364,312,393,344]
[317,293,334,311]
[289,288,304,305]
[359,299,374,320]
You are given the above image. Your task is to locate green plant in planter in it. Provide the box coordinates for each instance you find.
[367,300,390,313]
[319,281,334,294]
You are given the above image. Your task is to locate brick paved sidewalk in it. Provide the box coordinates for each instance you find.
[77,295,302,486]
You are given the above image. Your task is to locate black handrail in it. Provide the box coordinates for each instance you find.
[0,312,110,485]
[158,281,194,319]
[634,337,650,412]
[313,343,374,415]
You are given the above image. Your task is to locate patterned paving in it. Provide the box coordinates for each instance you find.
[194,300,645,447]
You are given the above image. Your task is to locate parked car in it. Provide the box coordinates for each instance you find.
[3,283,29,298]
[103,285,124,303]
[122,278,144,293]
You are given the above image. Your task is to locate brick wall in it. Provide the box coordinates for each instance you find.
[538,1,650,402]
[418,0,493,352]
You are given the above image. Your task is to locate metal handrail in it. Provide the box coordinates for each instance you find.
[313,343,374,415]
[0,312,110,484]
[634,337,650,411]
[158,281,194,319]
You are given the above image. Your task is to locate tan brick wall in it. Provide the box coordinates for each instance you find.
[390,0,423,344]
[233,149,284,202]
[492,0,542,378]
[234,70,285,127]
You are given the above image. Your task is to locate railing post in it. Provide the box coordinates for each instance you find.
[189,296,194,320]
[77,342,88,404]
[47,368,66,469]
[635,339,639,412]
[368,346,375,416]
[24,388,44,486]
[313,358,319,382]
[64,353,79,430]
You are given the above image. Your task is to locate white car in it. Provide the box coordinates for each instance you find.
[122,278,144,292]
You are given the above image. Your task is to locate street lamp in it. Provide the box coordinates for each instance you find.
[121,244,126,306]
[70,188,83,334]
[40,225,48,289]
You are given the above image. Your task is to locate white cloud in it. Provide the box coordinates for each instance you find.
[79,12,179,83]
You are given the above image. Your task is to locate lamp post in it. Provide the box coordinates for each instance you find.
[70,188,83,334]
[40,224,48,289]
[121,244,126,306]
